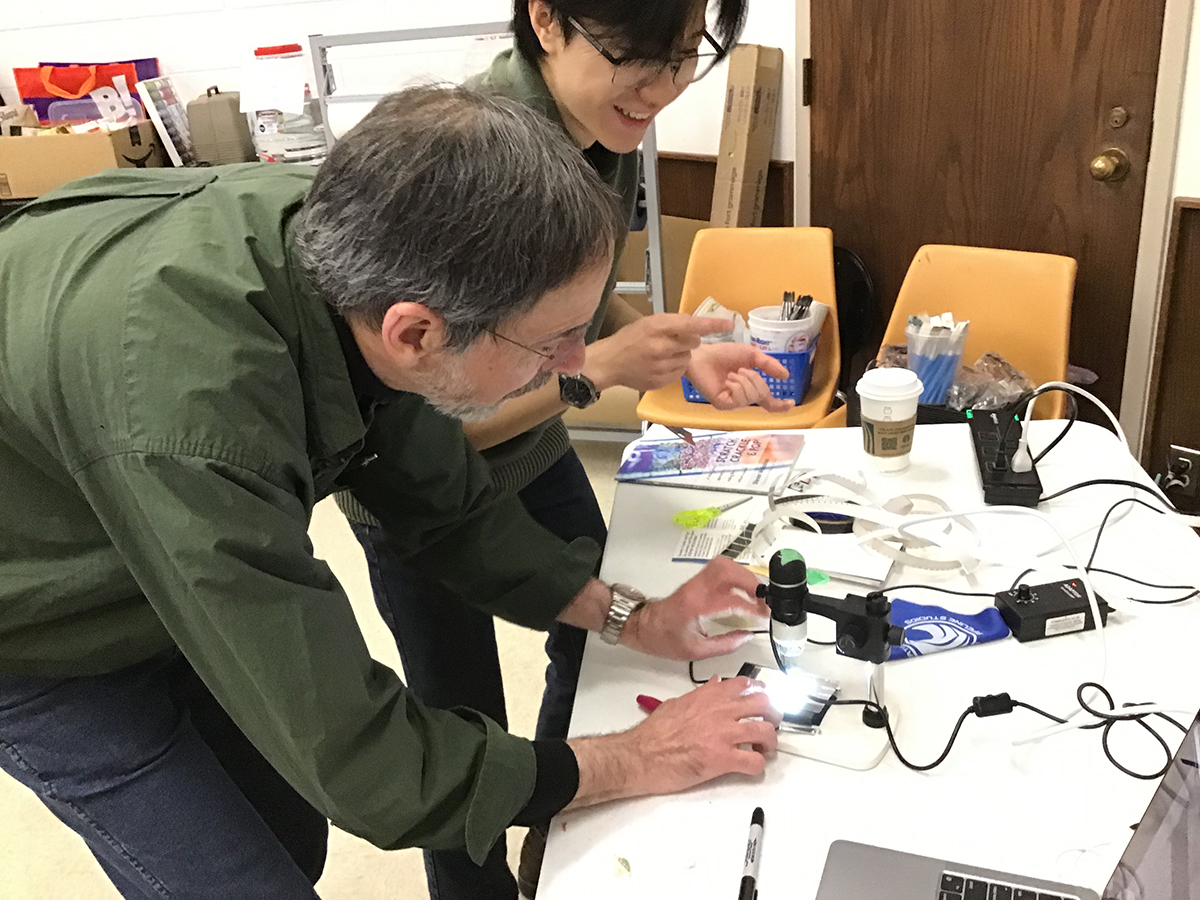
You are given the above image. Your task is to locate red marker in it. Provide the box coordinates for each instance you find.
[636,694,662,713]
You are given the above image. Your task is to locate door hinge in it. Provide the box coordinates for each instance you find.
[802,58,813,107]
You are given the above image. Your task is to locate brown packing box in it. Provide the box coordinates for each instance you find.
[0,122,166,200]
[710,44,783,228]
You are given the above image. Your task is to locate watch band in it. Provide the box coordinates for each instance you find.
[600,583,647,645]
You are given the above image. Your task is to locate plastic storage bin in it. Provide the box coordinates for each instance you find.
[681,342,818,405]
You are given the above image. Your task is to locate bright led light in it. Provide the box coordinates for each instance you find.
[769,671,823,714]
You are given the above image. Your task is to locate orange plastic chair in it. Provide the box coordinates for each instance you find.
[636,227,840,431]
[816,244,1076,426]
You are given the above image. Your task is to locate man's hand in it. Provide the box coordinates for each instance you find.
[582,314,733,392]
[683,344,796,413]
[622,557,770,660]
[566,676,781,809]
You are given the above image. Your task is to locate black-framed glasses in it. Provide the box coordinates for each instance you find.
[566,15,724,89]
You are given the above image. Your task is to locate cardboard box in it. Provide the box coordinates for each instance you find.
[0,104,40,136]
[710,44,783,228]
[0,122,166,200]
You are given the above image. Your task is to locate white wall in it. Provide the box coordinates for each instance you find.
[0,1,512,109]
[1176,4,1200,197]
[655,0,796,160]
[0,0,796,162]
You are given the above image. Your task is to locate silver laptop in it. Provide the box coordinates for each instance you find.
[816,713,1200,900]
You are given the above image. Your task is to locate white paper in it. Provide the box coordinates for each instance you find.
[672,516,753,563]
[769,530,894,586]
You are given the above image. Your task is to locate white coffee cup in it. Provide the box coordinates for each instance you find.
[856,367,923,473]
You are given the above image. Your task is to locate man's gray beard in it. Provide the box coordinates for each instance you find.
[426,368,554,422]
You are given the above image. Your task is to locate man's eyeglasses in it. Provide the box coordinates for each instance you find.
[487,324,588,362]
[566,15,724,90]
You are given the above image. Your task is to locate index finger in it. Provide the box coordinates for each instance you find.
[703,555,767,594]
[662,314,735,337]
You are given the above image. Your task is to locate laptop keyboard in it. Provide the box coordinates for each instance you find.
[939,871,1081,900]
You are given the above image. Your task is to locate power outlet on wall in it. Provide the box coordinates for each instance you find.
[1168,444,1200,497]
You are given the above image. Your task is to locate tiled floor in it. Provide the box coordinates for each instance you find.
[0,440,626,900]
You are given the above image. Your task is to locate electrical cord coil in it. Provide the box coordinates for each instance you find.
[833,685,1187,779]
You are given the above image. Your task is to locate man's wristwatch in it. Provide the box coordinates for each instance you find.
[559,373,601,409]
[600,583,647,645]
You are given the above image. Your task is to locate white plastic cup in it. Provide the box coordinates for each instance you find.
[856,367,923,473]
[748,304,823,353]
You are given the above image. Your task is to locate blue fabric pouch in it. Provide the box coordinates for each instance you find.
[887,598,1010,660]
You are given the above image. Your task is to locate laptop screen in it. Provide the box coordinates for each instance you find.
[1103,714,1200,899]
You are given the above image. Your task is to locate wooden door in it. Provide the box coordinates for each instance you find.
[811,0,1167,413]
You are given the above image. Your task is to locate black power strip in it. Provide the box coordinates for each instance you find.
[968,408,1041,506]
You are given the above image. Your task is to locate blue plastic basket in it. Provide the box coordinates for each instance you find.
[681,343,818,405]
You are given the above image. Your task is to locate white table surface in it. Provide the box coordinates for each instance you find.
[539,422,1200,899]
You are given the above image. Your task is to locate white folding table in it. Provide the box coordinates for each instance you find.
[539,422,1200,899]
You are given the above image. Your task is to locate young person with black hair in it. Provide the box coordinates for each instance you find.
[335,3,771,898]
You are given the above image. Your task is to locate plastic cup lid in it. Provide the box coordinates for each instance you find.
[856,366,923,400]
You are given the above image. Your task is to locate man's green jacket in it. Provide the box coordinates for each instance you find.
[0,165,598,862]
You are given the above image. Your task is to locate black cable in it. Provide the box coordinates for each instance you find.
[1074,682,1188,780]
[1085,566,1196,593]
[879,583,994,599]
[1085,567,1199,605]
[1080,497,1198,603]
[999,386,1083,453]
[826,694,1065,772]
[1085,496,1167,567]
[692,629,1188,777]
[1015,562,1199,605]
[1039,478,1177,507]
[1010,567,1035,590]
[830,698,975,771]
[1011,699,1066,723]
[1032,392,1078,465]
[1011,492,1200,603]
[830,686,1183,778]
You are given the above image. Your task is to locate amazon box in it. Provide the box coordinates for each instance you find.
[0,121,165,200]
[710,44,783,228]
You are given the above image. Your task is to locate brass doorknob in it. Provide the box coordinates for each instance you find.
[1090,148,1131,182]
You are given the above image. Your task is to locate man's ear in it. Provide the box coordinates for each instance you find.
[379,301,448,368]
[528,0,565,54]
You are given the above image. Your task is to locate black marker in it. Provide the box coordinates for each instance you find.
[738,807,764,900]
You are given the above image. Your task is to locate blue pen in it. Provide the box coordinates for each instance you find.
[738,807,764,900]
[928,353,946,402]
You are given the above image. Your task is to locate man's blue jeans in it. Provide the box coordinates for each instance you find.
[351,448,606,900]
[0,649,328,898]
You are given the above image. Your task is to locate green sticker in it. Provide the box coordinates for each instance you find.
[779,548,805,565]
[807,568,831,586]
[672,509,713,529]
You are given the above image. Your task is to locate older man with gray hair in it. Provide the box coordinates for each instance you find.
[0,85,778,898]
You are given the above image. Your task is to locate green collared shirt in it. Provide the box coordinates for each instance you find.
[0,165,597,861]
